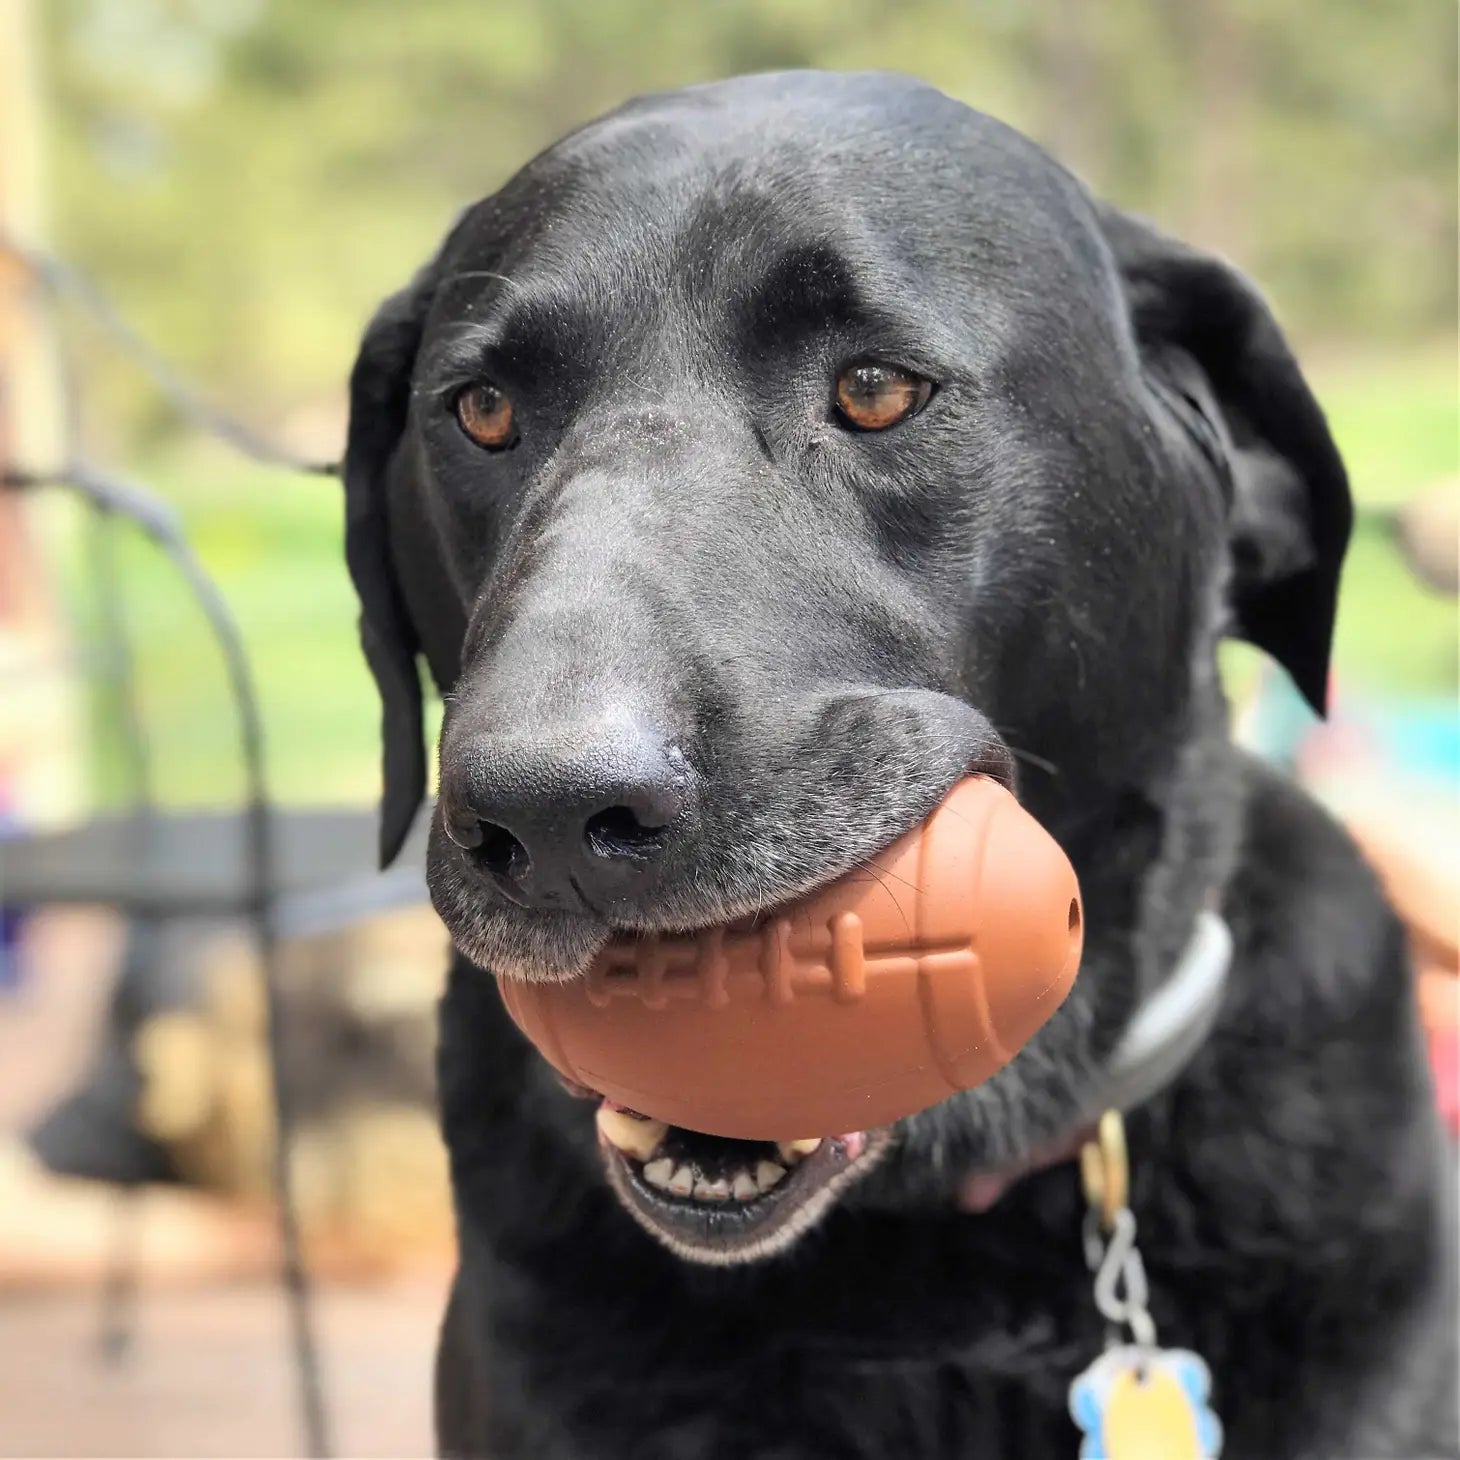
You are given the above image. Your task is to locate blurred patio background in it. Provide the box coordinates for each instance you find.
[1,1,1455,1456]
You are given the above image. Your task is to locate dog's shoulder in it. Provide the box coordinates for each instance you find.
[1223,748,1410,1032]
[1162,745,1438,1264]
[1162,749,1430,1202]
[1154,751,1457,1457]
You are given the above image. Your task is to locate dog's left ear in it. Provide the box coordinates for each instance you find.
[344,269,435,867]
[1098,205,1353,714]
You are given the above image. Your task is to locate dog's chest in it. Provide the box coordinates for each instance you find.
[507,1356,1082,1459]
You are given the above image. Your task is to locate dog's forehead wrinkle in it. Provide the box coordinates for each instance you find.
[435,82,1120,379]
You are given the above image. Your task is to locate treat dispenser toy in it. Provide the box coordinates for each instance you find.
[497,777,1084,1139]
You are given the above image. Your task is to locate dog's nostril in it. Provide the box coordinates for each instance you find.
[585,804,667,861]
[475,820,530,882]
[444,815,484,851]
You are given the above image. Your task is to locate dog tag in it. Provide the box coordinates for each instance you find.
[1069,1345,1222,1460]
[1074,1115,1222,1458]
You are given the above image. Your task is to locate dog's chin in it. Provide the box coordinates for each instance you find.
[590,1100,894,1266]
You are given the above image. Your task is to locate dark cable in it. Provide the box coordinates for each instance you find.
[97,1182,141,1363]
[84,507,155,1365]
[18,256,162,1363]
[0,231,338,478]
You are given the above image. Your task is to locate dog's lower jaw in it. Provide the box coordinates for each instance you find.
[601,1125,895,1266]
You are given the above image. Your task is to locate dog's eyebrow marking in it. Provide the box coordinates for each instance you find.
[731,240,951,372]
[736,242,861,339]
[426,322,510,382]
[422,272,527,381]
[423,313,556,389]
[423,288,602,389]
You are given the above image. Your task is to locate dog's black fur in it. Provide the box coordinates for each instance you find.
[343,73,1457,1458]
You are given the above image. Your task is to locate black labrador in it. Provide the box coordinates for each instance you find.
[343,72,1457,1458]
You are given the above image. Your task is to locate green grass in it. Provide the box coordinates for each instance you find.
[56,446,382,808]
[1313,345,1457,509]
[54,347,1457,812]
[1312,344,1458,699]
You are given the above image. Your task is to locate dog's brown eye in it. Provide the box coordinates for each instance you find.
[834,363,933,431]
[455,382,517,449]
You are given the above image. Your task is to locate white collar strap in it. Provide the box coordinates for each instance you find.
[1090,910,1235,1117]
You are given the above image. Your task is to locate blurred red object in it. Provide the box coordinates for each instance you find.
[1345,818,1459,1135]
[1430,1028,1459,1136]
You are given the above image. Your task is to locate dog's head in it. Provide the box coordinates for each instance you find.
[343,73,1349,1264]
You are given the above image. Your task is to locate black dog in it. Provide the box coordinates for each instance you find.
[343,72,1456,1458]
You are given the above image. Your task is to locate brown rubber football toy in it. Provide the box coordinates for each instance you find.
[497,777,1083,1139]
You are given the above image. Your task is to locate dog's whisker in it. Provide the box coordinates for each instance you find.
[438,269,523,293]
[854,862,916,943]
[851,858,928,899]
[1003,743,1060,776]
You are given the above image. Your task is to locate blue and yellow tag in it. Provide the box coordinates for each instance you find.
[1069,1345,1223,1460]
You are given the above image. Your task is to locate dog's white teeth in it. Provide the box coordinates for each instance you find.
[640,1156,790,1203]
[731,1171,759,1201]
[755,1160,788,1190]
[693,1172,731,1201]
[777,1138,822,1164]
[609,1120,803,1203]
[642,1157,675,1191]
[595,1107,670,1162]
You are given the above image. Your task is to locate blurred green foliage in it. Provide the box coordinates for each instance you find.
[44,0,1458,438]
[25,1,1459,809]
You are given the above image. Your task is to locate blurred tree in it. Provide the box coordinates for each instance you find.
[36,0,1459,446]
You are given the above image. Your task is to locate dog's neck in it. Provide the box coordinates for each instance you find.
[958,908,1233,1213]
[1090,906,1232,1116]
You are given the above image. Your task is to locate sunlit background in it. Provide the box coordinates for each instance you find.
[17,0,1459,808]
[1,2,1454,1456]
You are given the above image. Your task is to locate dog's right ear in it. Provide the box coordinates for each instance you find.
[344,274,434,868]
[1097,205,1352,715]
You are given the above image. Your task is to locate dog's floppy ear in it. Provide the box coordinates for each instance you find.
[344,272,435,867]
[1099,206,1353,714]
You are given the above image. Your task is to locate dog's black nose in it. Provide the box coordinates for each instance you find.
[441,730,690,911]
